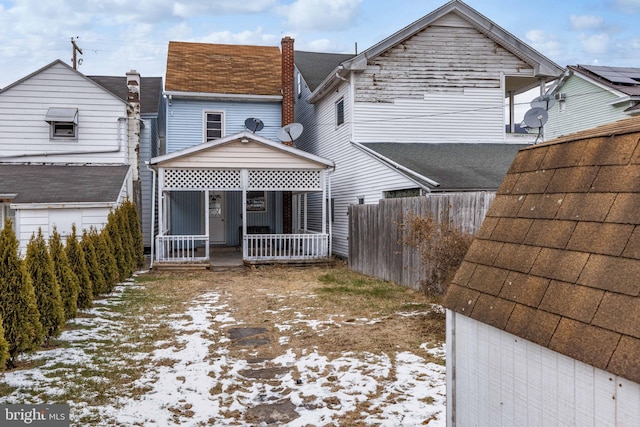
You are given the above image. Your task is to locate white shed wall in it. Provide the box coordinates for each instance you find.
[0,62,128,164]
[447,311,640,427]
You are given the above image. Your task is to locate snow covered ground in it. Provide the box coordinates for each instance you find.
[0,274,447,426]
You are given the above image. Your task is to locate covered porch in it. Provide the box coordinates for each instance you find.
[149,131,335,267]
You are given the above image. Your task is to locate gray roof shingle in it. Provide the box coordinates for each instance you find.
[88,76,163,115]
[362,143,527,191]
[295,51,355,92]
[0,165,130,204]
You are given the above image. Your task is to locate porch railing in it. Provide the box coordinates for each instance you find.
[155,235,209,262]
[244,232,329,261]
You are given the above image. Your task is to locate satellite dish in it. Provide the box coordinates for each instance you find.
[277,123,303,142]
[244,117,264,133]
[530,94,555,111]
[522,107,548,128]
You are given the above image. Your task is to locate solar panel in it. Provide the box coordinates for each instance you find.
[581,64,640,85]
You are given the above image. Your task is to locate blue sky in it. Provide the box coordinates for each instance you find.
[0,0,639,89]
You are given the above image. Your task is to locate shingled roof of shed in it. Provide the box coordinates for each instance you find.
[444,116,640,383]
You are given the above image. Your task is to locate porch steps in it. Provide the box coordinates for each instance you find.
[151,262,211,271]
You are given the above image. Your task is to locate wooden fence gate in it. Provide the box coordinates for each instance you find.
[348,192,495,289]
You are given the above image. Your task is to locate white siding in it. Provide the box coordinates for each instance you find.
[296,78,419,257]
[353,90,506,143]
[166,99,281,153]
[545,74,634,140]
[0,62,128,164]
[447,311,640,427]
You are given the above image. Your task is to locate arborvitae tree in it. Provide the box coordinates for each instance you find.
[99,227,119,292]
[116,205,135,277]
[24,229,65,342]
[0,219,44,363]
[0,316,9,370]
[105,210,127,281]
[65,224,93,310]
[49,228,80,320]
[123,199,144,268]
[91,227,118,294]
[81,228,107,296]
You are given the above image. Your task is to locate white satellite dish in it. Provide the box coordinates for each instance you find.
[522,107,548,129]
[244,117,264,133]
[277,123,303,143]
[530,94,555,111]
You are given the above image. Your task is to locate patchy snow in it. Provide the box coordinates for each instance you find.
[0,275,447,426]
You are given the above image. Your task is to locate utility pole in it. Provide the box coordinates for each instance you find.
[71,37,83,70]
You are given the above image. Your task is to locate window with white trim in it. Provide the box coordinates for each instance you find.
[204,112,224,142]
[1,200,15,229]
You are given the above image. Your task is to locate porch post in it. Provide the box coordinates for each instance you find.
[241,169,248,259]
[321,170,327,235]
[327,171,332,256]
[157,168,165,261]
[205,190,210,260]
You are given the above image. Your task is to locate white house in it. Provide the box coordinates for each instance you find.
[293,0,564,258]
[545,65,640,140]
[444,116,640,426]
[0,60,162,253]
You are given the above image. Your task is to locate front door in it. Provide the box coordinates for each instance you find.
[208,192,226,245]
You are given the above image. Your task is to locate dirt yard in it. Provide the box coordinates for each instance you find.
[0,263,447,426]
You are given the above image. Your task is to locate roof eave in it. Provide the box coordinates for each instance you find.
[164,90,282,103]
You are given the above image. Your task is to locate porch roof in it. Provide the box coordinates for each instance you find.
[149,131,335,170]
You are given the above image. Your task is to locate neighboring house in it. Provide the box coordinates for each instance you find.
[545,65,640,140]
[0,59,163,253]
[444,116,640,426]
[151,38,334,265]
[293,0,564,258]
[87,74,165,250]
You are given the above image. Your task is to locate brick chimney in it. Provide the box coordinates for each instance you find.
[281,36,295,146]
[280,37,295,234]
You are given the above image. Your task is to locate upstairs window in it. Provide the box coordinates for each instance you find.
[336,98,345,126]
[45,107,78,139]
[205,112,224,142]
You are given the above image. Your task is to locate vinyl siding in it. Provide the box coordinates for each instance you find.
[0,62,128,164]
[447,311,640,427]
[140,113,157,247]
[166,99,281,153]
[296,79,418,257]
[545,75,634,140]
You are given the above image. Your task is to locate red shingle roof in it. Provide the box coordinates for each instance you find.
[165,41,282,96]
[444,116,640,383]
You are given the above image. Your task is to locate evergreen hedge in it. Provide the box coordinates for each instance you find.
[81,228,107,296]
[25,228,65,342]
[65,224,93,310]
[0,219,44,364]
[91,227,118,294]
[0,317,9,370]
[49,227,80,321]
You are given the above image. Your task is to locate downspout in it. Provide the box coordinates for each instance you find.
[0,117,127,159]
[149,164,156,269]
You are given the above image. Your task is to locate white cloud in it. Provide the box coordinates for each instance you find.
[569,14,604,31]
[279,0,363,32]
[579,32,610,54]
[525,30,564,59]
[196,27,278,46]
[611,0,640,14]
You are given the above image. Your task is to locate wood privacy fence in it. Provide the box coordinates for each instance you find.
[348,192,495,290]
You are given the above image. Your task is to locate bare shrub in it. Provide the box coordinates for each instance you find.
[400,208,473,297]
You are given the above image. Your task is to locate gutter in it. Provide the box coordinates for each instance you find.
[164,90,282,103]
[350,140,440,188]
[10,201,118,210]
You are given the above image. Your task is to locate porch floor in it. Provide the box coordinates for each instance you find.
[152,246,334,271]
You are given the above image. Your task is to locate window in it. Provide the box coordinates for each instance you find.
[45,107,78,139]
[357,196,365,205]
[205,112,224,142]
[247,191,266,212]
[297,73,302,98]
[1,200,15,229]
[336,98,345,126]
[385,188,422,199]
